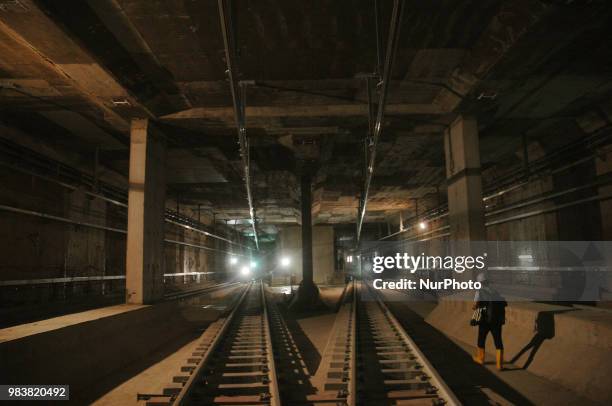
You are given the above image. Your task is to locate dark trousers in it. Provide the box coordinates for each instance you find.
[477,322,503,349]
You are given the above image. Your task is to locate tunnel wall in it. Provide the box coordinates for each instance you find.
[484,176,559,241]
[0,165,220,326]
[0,168,125,325]
[163,221,213,289]
[389,157,612,299]
[596,146,612,239]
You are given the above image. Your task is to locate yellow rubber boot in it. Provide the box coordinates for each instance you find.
[496,349,504,370]
[472,347,485,365]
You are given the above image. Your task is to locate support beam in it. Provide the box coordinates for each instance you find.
[0,1,145,132]
[289,170,327,310]
[301,172,313,286]
[126,119,167,304]
[444,116,485,241]
[434,0,547,112]
[160,103,443,121]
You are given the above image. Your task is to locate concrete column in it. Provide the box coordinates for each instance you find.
[300,172,313,286]
[126,118,166,304]
[313,226,334,284]
[444,116,486,241]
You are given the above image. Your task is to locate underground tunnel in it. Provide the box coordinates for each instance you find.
[0,1,612,405]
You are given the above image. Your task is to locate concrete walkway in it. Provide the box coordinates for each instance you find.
[383,297,603,405]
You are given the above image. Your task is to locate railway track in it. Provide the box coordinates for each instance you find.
[142,281,280,406]
[357,282,460,405]
[140,280,459,406]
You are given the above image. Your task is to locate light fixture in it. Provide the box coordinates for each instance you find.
[240,266,251,276]
[111,98,131,107]
[250,261,257,269]
[229,257,238,265]
[280,256,290,267]
[418,221,427,230]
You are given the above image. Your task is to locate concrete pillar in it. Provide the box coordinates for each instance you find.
[126,118,166,304]
[300,172,313,286]
[289,170,327,310]
[313,226,334,284]
[444,116,486,241]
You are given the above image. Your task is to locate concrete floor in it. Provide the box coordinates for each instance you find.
[88,285,602,405]
[91,284,343,405]
[380,290,602,406]
[92,333,204,405]
[303,286,347,392]
[91,286,245,405]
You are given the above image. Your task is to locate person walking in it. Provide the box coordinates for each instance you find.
[472,273,507,370]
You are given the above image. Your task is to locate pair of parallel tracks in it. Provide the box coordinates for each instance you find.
[141,280,460,406]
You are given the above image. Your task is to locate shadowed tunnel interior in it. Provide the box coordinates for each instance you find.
[1,1,612,405]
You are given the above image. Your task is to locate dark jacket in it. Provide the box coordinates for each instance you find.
[481,300,507,325]
[476,286,507,325]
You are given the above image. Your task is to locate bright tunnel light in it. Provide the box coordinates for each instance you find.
[240,266,251,276]
[250,261,257,269]
[280,256,291,267]
[418,221,427,230]
[229,256,238,265]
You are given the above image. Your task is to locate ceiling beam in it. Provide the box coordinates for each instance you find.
[0,0,154,132]
[160,103,445,121]
[434,0,549,112]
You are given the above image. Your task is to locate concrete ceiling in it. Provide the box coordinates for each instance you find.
[0,0,611,237]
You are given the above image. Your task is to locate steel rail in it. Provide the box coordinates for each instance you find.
[379,126,612,241]
[165,217,248,249]
[172,282,253,405]
[362,281,462,405]
[0,275,233,290]
[0,159,251,250]
[0,204,127,234]
[0,204,247,257]
[163,282,241,301]
[0,275,126,287]
[381,189,612,243]
[165,281,280,405]
[347,280,357,406]
[217,0,259,250]
[380,172,612,241]
[316,279,357,405]
[357,0,405,242]
[261,282,282,406]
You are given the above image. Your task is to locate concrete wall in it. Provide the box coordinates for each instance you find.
[164,222,211,287]
[485,176,558,241]
[0,164,219,324]
[0,170,112,282]
[65,190,107,280]
[314,226,335,284]
[0,285,241,405]
[596,145,612,240]
[277,225,336,285]
[0,168,127,325]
